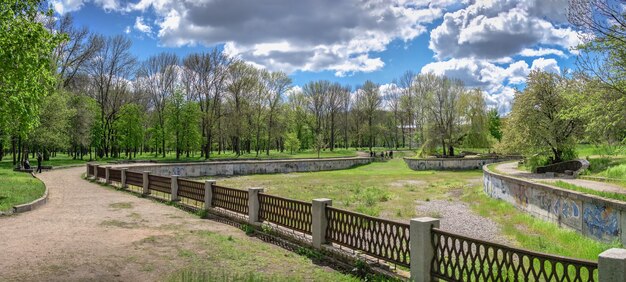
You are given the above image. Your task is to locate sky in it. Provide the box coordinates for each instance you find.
[51,0,582,113]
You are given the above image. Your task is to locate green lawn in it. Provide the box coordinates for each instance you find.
[0,169,45,212]
[206,159,619,260]
[543,180,626,202]
[211,158,481,219]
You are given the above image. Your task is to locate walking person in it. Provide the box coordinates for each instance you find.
[36,152,43,173]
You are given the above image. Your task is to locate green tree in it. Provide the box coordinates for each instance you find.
[29,91,72,160]
[0,0,64,164]
[488,108,502,142]
[115,103,144,159]
[284,132,301,155]
[459,89,490,149]
[500,71,582,163]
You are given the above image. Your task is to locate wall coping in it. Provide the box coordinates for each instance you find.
[405,155,523,161]
[117,156,372,168]
[483,162,626,210]
[11,177,49,214]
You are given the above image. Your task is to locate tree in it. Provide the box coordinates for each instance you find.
[1,0,64,164]
[284,132,300,155]
[487,108,502,142]
[29,91,72,160]
[459,89,490,149]
[423,76,464,156]
[87,35,136,158]
[137,52,179,158]
[115,103,144,159]
[262,70,291,155]
[358,81,382,151]
[501,71,583,163]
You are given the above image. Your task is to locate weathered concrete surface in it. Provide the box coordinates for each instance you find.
[119,157,372,177]
[405,156,522,171]
[484,164,626,245]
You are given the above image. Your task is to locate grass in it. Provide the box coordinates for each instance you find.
[544,180,626,202]
[209,158,481,219]
[0,169,45,212]
[463,184,620,260]
[207,158,618,261]
[164,230,359,282]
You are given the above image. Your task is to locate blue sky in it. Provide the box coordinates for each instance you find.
[55,0,581,112]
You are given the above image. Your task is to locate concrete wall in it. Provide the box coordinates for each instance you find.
[124,157,372,177]
[404,156,522,170]
[483,165,626,244]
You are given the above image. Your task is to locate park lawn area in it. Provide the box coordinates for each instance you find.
[209,159,619,261]
[211,158,481,220]
[163,230,359,282]
[0,169,45,212]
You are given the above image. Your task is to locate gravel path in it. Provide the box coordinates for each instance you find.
[496,162,626,195]
[415,200,511,245]
[0,167,336,281]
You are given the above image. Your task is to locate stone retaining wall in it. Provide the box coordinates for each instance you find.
[123,157,372,177]
[483,165,626,244]
[404,156,522,170]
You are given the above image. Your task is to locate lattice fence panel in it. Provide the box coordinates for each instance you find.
[148,175,171,193]
[212,185,248,215]
[259,193,312,234]
[96,166,106,179]
[431,228,598,281]
[109,169,122,183]
[178,179,205,202]
[326,207,410,267]
[87,164,94,176]
[125,171,143,187]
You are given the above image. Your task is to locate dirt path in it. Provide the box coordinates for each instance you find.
[0,167,344,281]
[495,162,626,195]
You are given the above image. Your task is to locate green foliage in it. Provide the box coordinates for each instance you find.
[604,164,626,180]
[460,89,491,149]
[295,247,323,260]
[284,132,300,154]
[115,103,144,159]
[29,91,72,153]
[0,0,65,135]
[241,224,255,235]
[500,71,582,163]
[488,108,502,142]
[165,91,201,159]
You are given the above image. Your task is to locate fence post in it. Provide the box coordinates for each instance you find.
[105,166,111,184]
[598,248,626,281]
[312,198,332,249]
[204,180,216,210]
[410,217,439,282]
[170,175,179,201]
[120,168,128,189]
[86,164,90,177]
[248,187,264,224]
[142,171,150,195]
[94,165,99,180]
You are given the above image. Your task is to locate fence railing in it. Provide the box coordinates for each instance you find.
[212,185,248,214]
[259,193,312,234]
[177,178,205,202]
[326,207,410,267]
[125,171,143,187]
[148,174,171,194]
[431,228,598,281]
[85,164,625,282]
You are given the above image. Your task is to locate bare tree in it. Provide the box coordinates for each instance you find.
[137,52,179,157]
[86,35,136,157]
[263,71,291,155]
[358,80,382,151]
[51,15,103,89]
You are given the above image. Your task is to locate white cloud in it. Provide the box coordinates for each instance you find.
[124,26,131,34]
[134,17,152,35]
[63,0,446,75]
[530,58,560,74]
[50,0,85,14]
[519,48,566,58]
[429,0,581,60]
